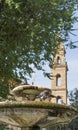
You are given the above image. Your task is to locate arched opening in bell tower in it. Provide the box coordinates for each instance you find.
[52,42,68,104]
[56,96,62,104]
[56,74,61,87]
[57,56,61,65]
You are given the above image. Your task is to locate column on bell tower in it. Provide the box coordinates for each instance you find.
[51,42,68,104]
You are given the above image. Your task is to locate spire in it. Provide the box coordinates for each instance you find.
[56,32,66,55]
[58,42,66,56]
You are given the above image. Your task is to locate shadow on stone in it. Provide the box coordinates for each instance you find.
[31,125,40,130]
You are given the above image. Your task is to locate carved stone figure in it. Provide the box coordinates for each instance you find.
[36,90,56,101]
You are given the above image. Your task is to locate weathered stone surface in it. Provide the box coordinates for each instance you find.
[52,42,68,104]
[11,85,52,102]
[0,102,78,128]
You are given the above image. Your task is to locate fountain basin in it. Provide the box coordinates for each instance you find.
[11,85,51,101]
[0,101,78,128]
[0,85,78,129]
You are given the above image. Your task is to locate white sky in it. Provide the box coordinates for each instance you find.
[66,47,78,91]
[66,20,78,91]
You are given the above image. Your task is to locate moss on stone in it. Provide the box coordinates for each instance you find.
[0,101,77,113]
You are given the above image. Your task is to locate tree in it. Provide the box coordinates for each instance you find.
[0,0,78,97]
[68,88,78,129]
[69,88,78,108]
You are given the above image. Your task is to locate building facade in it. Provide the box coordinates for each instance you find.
[51,42,68,104]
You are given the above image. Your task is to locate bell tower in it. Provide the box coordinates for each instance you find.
[52,42,68,104]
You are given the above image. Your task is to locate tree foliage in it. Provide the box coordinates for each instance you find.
[68,88,78,129]
[0,0,78,96]
[69,88,78,108]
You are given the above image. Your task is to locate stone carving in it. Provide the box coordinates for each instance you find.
[36,90,56,101]
[10,85,59,102]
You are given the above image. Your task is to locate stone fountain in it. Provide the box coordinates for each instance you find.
[0,85,78,130]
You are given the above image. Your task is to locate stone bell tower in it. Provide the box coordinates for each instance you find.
[51,42,68,104]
